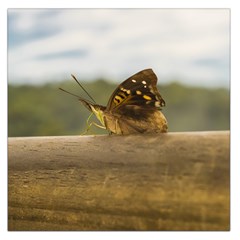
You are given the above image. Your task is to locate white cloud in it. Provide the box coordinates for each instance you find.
[8,9,230,87]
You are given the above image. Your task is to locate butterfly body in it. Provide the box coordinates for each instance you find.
[60,69,168,135]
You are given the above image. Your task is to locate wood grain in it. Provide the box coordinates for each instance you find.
[8,131,230,230]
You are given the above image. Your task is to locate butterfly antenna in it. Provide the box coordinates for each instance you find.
[71,74,96,103]
[59,87,83,99]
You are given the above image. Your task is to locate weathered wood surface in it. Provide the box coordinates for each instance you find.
[8,131,230,231]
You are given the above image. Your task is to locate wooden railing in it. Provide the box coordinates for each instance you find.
[8,131,230,231]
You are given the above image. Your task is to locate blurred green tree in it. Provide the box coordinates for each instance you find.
[8,80,230,137]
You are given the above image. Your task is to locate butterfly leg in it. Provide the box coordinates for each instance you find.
[81,113,107,135]
[115,119,123,135]
[81,122,103,135]
[92,122,106,129]
[81,113,94,135]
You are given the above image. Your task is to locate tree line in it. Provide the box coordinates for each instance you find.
[8,79,230,137]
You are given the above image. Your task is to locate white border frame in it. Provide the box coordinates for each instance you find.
[2,1,239,240]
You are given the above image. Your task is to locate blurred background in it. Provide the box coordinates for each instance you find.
[8,9,230,137]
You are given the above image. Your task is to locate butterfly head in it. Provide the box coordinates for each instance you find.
[59,85,106,128]
[88,103,106,127]
[77,98,106,127]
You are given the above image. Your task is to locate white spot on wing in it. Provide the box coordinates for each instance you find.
[132,79,136,83]
[142,80,147,85]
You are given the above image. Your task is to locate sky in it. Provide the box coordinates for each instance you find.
[8,9,230,88]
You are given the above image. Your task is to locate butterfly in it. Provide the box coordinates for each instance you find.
[59,68,168,135]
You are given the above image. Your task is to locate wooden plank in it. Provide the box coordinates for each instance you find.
[8,131,230,230]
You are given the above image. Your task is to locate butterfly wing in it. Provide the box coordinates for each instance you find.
[106,68,165,111]
[117,106,168,133]
[103,104,168,134]
[103,69,168,134]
